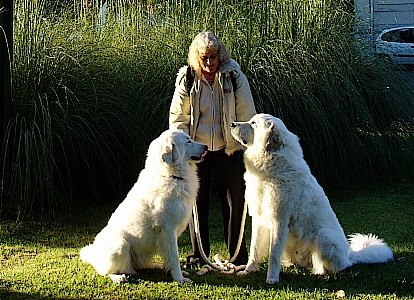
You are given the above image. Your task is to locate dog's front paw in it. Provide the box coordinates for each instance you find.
[176,276,192,284]
[236,264,257,277]
[266,277,279,284]
[236,270,251,277]
[109,274,128,284]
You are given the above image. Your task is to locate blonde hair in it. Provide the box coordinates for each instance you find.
[187,32,232,73]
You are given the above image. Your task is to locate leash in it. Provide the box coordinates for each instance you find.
[191,199,248,275]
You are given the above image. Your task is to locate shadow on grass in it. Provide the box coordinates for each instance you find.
[120,256,414,298]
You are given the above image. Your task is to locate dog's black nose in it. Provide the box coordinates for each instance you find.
[230,123,236,128]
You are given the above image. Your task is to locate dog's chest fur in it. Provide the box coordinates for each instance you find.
[243,147,309,222]
[244,147,303,182]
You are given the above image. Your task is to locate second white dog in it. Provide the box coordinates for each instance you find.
[80,130,207,283]
[230,114,393,284]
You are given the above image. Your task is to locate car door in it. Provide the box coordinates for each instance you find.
[380,28,414,64]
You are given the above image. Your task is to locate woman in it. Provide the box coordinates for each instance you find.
[169,32,256,267]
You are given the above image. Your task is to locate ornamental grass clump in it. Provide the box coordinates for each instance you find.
[2,0,414,219]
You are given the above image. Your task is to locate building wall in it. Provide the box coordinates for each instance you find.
[355,0,414,41]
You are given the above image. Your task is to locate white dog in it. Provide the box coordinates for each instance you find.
[80,130,207,283]
[230,114,393,284]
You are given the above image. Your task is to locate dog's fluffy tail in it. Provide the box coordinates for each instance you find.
[348,233,393,265]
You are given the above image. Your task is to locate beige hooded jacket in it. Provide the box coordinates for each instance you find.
[169,59,257,155]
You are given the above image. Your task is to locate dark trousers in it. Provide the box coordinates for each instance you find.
[187,148,248,265]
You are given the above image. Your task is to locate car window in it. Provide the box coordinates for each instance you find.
[398,29,412,43]
[382,29,414,43]
[406,29,414,43]
[382,31,400,42]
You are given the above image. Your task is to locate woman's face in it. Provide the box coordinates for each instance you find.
[199,49,219,76]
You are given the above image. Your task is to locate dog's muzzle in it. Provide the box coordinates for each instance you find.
[230,123,248,146]
[191,145,208,161]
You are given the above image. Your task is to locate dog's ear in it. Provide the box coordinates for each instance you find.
[161,142,174,164]
[265,123,284,151]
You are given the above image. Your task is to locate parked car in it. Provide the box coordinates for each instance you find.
[374,26,414,65]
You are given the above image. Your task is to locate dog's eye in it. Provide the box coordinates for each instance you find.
[251,121,256,125]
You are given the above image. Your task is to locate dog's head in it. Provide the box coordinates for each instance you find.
[230,114,298,152]
[156,130,207,165]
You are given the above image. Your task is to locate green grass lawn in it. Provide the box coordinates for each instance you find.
[1,182,413,299]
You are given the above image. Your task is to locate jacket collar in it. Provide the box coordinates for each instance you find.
[218,59,240,73]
